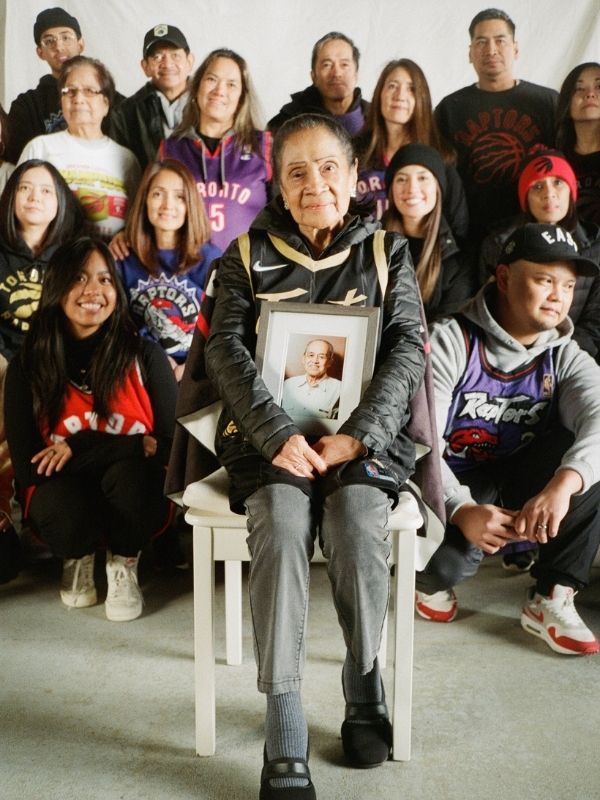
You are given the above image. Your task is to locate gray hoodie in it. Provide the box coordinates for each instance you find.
[430,282,600,519]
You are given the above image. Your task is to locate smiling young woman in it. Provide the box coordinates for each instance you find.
[4,237,177,621]
[117,158,220,381]
[354,58,468,240]
[382,143,476,321]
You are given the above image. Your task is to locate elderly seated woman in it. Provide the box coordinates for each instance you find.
[196,112,425,799]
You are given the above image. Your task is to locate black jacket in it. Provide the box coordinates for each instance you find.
[408,216,476,323]
[204,199,425,500]
[108,82,166,169]
[268,85,370,135]
[5,75,65,163]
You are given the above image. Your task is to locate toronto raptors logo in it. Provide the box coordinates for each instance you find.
[471,132,525,184]
[455,108,542,186]
[129,274,200,355]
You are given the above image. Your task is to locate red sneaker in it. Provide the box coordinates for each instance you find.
[521,585,599,655]
[415,589,458,622]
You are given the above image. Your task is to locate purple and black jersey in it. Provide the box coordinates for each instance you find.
[443,317,557,473]
[160,131,271,252]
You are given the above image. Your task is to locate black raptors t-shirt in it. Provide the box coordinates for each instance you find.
[436,81,558,239]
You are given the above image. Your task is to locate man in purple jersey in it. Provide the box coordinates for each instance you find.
[268,32,370,136]
[418,223,600,656]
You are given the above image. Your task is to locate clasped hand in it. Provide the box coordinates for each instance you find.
[272,433,365,479]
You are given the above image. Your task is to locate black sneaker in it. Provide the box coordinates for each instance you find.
[502,550,536,573]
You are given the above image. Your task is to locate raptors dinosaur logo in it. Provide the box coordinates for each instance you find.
[0,272,43,332]
[447,427,498,461]
[129,273,200,356]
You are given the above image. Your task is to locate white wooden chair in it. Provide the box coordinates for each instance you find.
[184,467,426,762]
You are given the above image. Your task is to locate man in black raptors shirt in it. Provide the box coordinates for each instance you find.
[435,8,558,246]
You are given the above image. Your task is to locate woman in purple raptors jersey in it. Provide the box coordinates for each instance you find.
[159,48,271,252]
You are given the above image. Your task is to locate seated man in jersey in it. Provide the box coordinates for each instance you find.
[282,338,341,420]
[417,222,600,656]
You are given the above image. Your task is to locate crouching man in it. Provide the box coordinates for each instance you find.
[418,223,600,655]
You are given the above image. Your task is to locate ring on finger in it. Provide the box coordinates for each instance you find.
[536,523,548,529]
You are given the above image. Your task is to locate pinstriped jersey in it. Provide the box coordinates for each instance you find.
[443,317,557,472]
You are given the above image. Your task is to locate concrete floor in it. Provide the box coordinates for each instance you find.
[1,546,599,800]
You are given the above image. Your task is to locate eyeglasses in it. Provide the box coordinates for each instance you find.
[61,86,104,99]
[40,32,78,49]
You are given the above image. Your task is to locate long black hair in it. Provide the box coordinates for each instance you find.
[556,62,600,154]
[21,237,140,430]
[0,159,83,251]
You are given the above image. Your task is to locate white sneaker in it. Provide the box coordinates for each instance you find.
[105,552,143,622]
[60,554,97,608]
[415,589,458,622]
[521,584,599,655]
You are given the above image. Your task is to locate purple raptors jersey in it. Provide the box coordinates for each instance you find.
[444,318,557,473]
[160,131,271,251]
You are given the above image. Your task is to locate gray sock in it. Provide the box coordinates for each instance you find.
[342,651,383,704]
[265,691,309,788]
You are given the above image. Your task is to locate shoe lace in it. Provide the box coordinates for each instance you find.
[546,589,581,626]
[109,561,139,601]
[70,555,94,593]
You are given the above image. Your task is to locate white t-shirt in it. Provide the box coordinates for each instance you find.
[19,131,140,240]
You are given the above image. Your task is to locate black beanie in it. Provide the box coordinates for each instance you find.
[385,144,447,197]
[34,7,81,44]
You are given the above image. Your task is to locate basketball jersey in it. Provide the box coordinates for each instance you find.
[443,317,557,472]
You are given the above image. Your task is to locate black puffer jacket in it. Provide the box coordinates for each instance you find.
[204,198,425,484]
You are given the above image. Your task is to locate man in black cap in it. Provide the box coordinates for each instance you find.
[108,24,194,169]
[416,223,600,657]
[5,6,85,162]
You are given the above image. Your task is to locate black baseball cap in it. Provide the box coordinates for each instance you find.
[143,24,189,57]
[499,223,599,277]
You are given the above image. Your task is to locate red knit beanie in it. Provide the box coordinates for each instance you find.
[518,152,577,211]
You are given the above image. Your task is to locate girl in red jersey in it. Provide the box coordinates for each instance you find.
[5,237,177,620]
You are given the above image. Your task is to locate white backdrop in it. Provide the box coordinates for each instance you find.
[2,0,600,120]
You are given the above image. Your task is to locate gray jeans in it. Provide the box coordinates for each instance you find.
[244,483,392,694]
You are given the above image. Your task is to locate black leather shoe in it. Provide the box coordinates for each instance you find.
[259,754,316,799]
[341,701,392,768]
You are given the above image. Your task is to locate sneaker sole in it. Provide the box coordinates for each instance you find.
[502,560,533,573]
[105,602,143,622]
[520,611,600,655]
[60,589,97,608]
[415,600,457,623]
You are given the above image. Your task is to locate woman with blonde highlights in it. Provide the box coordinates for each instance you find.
[160,48,271,251]
[356,59,467,240]
[383,144,475,320]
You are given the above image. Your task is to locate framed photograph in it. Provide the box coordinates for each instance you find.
[255,302,380,436]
